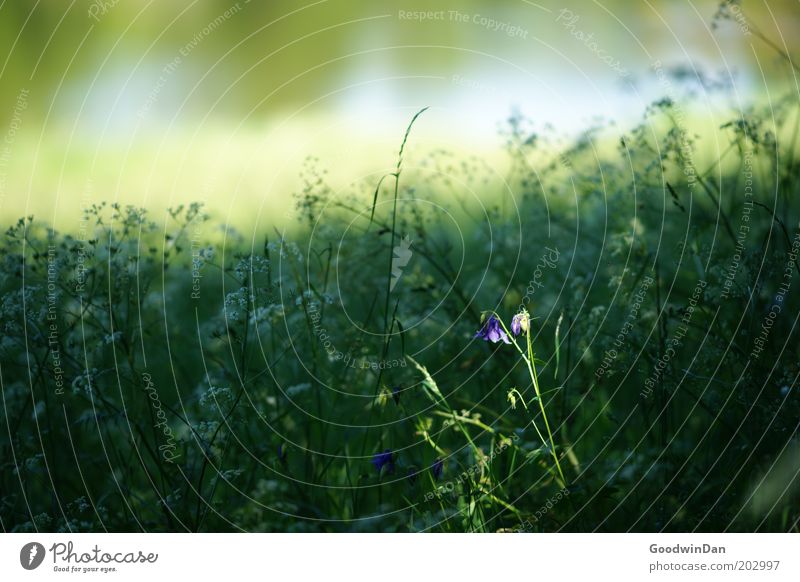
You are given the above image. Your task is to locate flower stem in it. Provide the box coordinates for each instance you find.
[491,312,567,487]
[526,329,567,487]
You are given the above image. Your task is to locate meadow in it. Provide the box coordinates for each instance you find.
[2,70,799,532]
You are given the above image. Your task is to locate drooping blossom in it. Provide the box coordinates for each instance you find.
[475,315,511,344]
[371,449,395,474]
[432,458,444,480]
[511,312,530,336]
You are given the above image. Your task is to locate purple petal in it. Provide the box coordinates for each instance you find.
[476,316,511,344]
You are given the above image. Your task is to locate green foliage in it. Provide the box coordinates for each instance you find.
[1,86,799,533]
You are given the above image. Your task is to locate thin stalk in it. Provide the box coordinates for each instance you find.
[525,330,566,487]
[490,313,566,486]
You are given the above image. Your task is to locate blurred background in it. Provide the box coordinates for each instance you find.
[0,0,798,230]
[2,1,800,534]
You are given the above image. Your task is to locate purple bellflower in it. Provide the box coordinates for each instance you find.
[371,449,395,474]
[511,311,530,336]
[432,458,444,480]
[475,315,511,344]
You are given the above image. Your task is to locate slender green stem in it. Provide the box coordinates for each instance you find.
[526,329,566,486]
[490,312,566,486]
[507,388,549,457]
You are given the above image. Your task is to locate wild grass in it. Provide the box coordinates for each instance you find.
[2,64,800,532]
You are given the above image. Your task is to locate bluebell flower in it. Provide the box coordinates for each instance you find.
[511,312,530,336]
[371,449,395,474]
[406,466,419,485]
[475,315,511,344]
[392,386,401,406]
[432,458,444,480]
